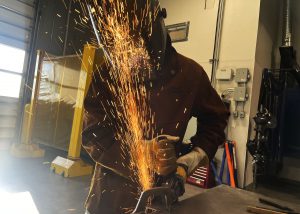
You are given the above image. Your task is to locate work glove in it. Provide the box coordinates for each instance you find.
[145,135,180,176]
[176,147,209,180]
[162,146,208,201]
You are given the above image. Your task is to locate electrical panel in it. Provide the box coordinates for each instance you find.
[218,67,250,119]
[239,111,245,118]
[216,68,233,80]
[235,68,250,83]
[233,86,247,102]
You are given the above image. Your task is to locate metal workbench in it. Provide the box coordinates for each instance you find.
[172,185,300,213]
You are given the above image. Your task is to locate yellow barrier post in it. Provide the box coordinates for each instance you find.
[50,45,104,177]
[10,50,45,158]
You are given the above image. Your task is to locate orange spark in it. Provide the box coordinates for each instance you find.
[87,0,159,192]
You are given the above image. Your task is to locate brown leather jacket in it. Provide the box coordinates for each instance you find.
[82,47,229,214]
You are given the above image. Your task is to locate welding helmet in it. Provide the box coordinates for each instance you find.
[121,0,168,75]
[143,0,168,73]
[93,0,168,74]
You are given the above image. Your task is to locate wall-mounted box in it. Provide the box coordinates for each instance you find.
[234,86,248,102]
[235,68,250,83]
[216,68,233,80]
[166,22,190,43]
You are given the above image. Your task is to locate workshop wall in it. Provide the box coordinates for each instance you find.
[160,0,219,78]
[276,0,300,182]
[161,0,263,187]
[247,0,281,185]
[271,0,300,67]
[36,0,93,56]
[160,0,219,144]
[291,0,300,64]
[36,0,69,56]
[216,0,299,186]
[214,0,261,187]
[263,0,300,74]
[246,0,300,184]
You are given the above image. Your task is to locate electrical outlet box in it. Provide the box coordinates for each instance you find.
[239,111,246,118]
[235,68,250,83]
[216,68,233,80]
[234,86,247,102]
[233,111,239,118]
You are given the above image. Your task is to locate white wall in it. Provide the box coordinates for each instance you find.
[165,0,263,187]
[160,0,220,141]
[214,0,261,187]
[160,0,219,77]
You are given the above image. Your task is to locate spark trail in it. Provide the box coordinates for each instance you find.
[86,0,159,192]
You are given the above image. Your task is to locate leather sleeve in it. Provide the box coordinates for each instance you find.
[82,70,115,163]
[190,66,229,160]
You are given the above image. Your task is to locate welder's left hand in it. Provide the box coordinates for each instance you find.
[176,147,209,177]
[165,148,208,200]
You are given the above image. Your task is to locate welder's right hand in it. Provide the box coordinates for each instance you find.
[146,135,180,176]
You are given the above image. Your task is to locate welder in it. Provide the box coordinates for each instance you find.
[82,0,229,213]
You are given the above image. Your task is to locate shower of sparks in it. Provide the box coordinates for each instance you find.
[86,0,160,192]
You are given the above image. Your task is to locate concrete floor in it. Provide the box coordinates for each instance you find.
[0,147,203,214]
[0,148,91,214]
[1,147,299,214]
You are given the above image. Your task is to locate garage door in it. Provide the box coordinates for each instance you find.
[0,0,35,149]
[0,0,35,97]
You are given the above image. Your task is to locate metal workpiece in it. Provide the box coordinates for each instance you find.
[132,187,173,214]
[132,173,186,214]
